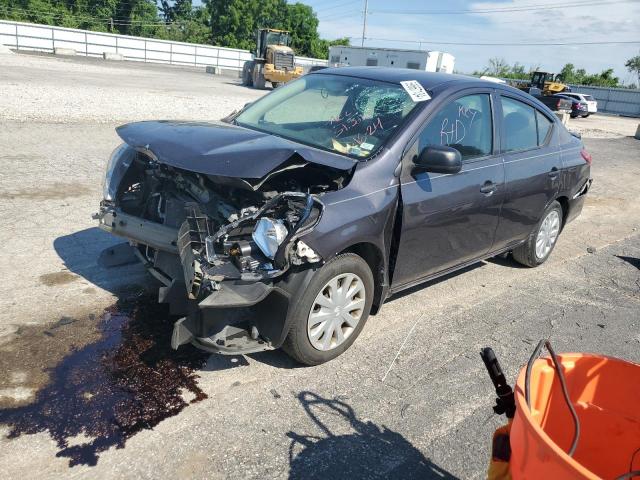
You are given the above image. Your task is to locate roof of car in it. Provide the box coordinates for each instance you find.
[314,66,490,90]
[312,66,558,118]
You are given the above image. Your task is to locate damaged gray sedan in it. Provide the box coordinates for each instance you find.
[96,68,591,364]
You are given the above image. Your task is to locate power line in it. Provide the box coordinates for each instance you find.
[317,9,362,22]
[355,36,640,46]
[371,0,639,15]
[315,0,361,14]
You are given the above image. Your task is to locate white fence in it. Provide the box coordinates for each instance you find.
[0,20,327,70]
[569,85,640,117]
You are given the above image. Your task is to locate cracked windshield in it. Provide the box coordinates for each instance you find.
[235,74,421,158]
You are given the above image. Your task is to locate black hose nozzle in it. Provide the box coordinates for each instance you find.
[480,347,516,419]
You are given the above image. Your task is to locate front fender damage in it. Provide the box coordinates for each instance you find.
[169,192,325,354]
[96,140,351,354]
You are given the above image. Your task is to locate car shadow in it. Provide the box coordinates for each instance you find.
[53,227,149,294]
[387,253,529,304]
[287,391,459,480]
[387,263,485,303]
[616,255,640,270]
[485,253,529,269]
[0,293,245,467]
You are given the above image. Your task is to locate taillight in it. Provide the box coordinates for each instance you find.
[581,148,592,165]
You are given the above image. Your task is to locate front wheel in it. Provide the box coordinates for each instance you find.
[512,201,563,267]
[282,253,374,365]
[242,61,254,86]
[252,63,266,89]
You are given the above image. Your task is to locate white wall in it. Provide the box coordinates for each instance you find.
[0,20,327,70]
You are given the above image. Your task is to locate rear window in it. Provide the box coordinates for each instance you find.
[536,111,553,145]
[501,97,537,152]
[584,95,595,101]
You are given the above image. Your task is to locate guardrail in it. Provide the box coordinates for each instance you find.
[0,19,327,71]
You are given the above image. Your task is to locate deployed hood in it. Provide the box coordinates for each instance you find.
[116,120,355,179]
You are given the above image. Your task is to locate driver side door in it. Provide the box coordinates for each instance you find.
[391,90,505,290]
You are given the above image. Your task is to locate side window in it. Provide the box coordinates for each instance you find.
[418,93,493,161]
[536,110,553,145]
[501,96,537,152]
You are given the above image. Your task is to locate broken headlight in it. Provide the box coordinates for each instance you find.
[252,217,288,260]
[103,143,135,201]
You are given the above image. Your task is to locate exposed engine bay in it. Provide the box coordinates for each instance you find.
[97,148,351,301]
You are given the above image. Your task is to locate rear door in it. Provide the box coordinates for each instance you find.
[491,95,561,251]
[392,90,505,289]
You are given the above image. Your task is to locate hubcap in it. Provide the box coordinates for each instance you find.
[535,210,560,259]
[307,273,366,351]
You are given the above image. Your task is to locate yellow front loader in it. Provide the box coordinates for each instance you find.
[242,29,303,89]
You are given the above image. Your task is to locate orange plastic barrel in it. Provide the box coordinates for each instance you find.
[510,353,640,480]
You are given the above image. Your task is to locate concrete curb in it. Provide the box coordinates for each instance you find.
[54,47,77,56]
[0,43,13,54]
[102,52,123,61]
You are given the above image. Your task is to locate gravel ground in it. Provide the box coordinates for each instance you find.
[0,53,638,480]
[567,113,639,139]
[0,52,265,123]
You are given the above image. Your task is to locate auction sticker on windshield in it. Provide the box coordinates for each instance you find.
[400,80,431,102]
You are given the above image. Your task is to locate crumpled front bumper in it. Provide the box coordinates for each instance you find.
[168,267,316,355]
[94,204,178,254]
[95,204,318,356]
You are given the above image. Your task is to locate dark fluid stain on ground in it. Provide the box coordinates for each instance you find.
[0,294,210,467]
[39,271,78,286]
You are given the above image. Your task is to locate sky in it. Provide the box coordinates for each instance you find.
[301,0,640,83]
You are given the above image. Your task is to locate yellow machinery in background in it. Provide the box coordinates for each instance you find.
[518,71,570,96]
[242,29,303,89]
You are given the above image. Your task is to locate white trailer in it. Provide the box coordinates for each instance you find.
[328,45,455,73]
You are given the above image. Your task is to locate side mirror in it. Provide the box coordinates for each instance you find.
[414,145,462,174]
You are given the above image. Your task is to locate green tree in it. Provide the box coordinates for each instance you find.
[625,55,640,86]
[0,0,343,56]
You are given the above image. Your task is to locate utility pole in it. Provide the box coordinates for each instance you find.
[361,0,368,47]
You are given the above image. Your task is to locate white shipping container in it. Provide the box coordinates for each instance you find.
[328,45,455,73]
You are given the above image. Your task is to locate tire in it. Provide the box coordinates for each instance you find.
[582,113,590,118]
[282,253,374,365]
[512,201,563,268]
[242,61,254,86]
[271,82,280,89]
[252,63,266,89]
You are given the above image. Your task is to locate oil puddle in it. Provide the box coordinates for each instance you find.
[0,292,210,467]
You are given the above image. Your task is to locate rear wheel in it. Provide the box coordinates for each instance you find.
[252,63,266,89]
[582,113,590,118]
[513,201,563,267]
[282,254,373,365]
[271,82,280,89]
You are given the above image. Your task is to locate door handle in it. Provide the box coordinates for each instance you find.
[548,167,560,179]
[480,181,497,195]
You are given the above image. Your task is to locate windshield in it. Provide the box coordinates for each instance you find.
[235,74,422,159]
[266,31,289,46]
